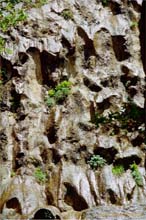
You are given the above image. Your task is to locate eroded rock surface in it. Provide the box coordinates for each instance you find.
[0,0,146,219]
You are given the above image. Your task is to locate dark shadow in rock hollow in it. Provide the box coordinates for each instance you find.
[114,155,141,170]
[32,208,60,219]
[109,1,122,15]
[77,27,96,61]
[64,182,88,211]
[94,147,118,165]
[112,35,130,61]
[6,197,22,214]
[139,1,146,135]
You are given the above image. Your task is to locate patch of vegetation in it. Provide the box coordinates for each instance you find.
[61,9,73,20]
[88,155,106,170]
[46,81,72,107]
[0,68,7,84]
[0,9,27,33]
[11,171,16,177]
[0,37,6,54]
[91,100,144,136]
[102,0,109,7]
[0,0,48,54]
[130,163,143,187]
[35,0,48,7]
[91,112,107,128]
[46,96,56,107]
[130,21,138,29]
[34,167,46,183]
[112,164,125,176]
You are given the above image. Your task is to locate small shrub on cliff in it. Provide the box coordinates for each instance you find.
[0,68,7,84]
[130,163,143,187]
[102,0,109,7]
[112,164,125,176]
[46,81,72,107]
[55,81,72,102]
[34,167,46,183]
[0,0,47,54]
[130,21,138,29]
[11,171,16,177]
[88,155,106,170]
[0,37,6,54]
[91,112,108,128]
[61,9,73,20]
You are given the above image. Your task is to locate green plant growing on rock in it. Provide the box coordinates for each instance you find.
[35,0,48,7]
[61,9,73,20]
[127,102,142,121]
[11,171,16,177]
[112,164,125,176]
[130,21,138,29]
[91,112,107,128]
[0,37,6,54]
[0,1,27,33]
[34,167,46,183]
[0,68,7,84]
[130,163,143,187]
[0,0,48,54]
[91,99,144,142]
[88,155,106,170]
[46,80,72,107]
[46,96,56,107]
[102,0,109,7]
[55,81,72,101]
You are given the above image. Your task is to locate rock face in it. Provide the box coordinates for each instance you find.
[0,0,146,219]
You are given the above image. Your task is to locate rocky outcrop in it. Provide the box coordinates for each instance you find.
[81,203,146,220]
[0,0,145,219]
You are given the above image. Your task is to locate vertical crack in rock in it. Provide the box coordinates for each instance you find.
[112,35,131,61]
[139,0,146,134]
[77,27,96,62]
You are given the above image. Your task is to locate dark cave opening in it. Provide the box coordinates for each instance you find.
[6,197,22,214]
[94,147,118,165]
[83,76,102,92]
[112,35,131,61]
[114,155,141,170]
[77,27,96,61]
[131,135,144,147]
[32,208,60,220]
[52,148,61,164]
[40,51,64,87]
[14,152,25,170]
[46,125,58,144]
[107,189,117,204]
[97,97,111,112]
[10,88,21,113]
[0,56,13,84]
[120,74,139,97]
[18,52,29,65]
[61,36,75,57]
[109,1,122,15]
[64,182,88,211]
